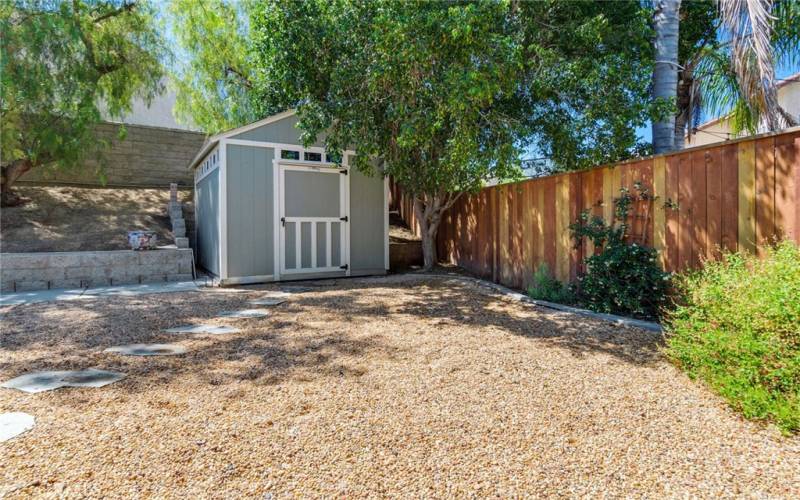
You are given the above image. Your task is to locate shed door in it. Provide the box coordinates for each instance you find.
[279,164,348,276]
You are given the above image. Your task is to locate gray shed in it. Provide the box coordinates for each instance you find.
[190,110,388,285]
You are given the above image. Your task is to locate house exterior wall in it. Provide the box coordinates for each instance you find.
[195,167,220,276]
[100,85,199,132]
[690,79,799,147]
[225,145,275,279]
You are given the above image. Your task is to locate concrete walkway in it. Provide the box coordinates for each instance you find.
[0,281,201,307]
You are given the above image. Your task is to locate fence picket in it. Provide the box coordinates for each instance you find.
[388,129,800,289]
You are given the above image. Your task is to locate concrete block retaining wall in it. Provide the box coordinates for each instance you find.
[1,249,195,292]
[19,123,206,188]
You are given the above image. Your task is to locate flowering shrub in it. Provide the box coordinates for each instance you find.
[570,183,671,320]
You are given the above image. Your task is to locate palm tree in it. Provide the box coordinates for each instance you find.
[675,0,799,146]
[652,0,682,153]
[709,0,797,133]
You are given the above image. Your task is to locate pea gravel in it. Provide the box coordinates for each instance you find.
[1,276,798,498]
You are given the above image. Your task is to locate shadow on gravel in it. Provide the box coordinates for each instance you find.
[0,276,662,398]
[289,277,664,366]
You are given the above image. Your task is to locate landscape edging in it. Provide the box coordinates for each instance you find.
[404,272,664,333]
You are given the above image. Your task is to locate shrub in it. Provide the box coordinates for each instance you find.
[527,263,575,304]
[570,184,671,320]
[664,241,800,434]
[578,241,670,319]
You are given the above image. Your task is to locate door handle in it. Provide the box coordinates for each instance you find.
[281,217,286,227]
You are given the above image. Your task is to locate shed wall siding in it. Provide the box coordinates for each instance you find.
[226,145,274,278]
[350,165,386,272]
[196,168,220,275]
[231,114,326,148]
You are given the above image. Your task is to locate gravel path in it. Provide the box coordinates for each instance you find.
[1,276,798,497]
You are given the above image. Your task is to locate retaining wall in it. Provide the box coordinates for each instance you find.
[1,249,195,292]
[19,122,206,188]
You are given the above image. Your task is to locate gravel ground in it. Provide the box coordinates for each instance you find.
[1,275,798,498]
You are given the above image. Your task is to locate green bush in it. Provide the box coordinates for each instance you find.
[664,241,800,434]
[577,241,671,319]
[527,263,575,304]
[570,184,671,320]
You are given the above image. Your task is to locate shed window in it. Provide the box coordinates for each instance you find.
[281,150,300,160]
[304,152,322,162]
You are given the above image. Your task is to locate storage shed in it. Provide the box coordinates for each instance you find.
[190,110,388,285]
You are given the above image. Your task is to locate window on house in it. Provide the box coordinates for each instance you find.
[281,150,300,160]
[304,152,322,162]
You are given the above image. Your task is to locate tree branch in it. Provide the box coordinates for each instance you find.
[72,0,128,75]
[224,66,253,88]
[92,1,136,24]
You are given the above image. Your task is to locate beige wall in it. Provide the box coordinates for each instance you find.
[689,80,800,147]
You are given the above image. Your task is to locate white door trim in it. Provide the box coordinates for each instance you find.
[277,159,349,277]
[272,155,281,281]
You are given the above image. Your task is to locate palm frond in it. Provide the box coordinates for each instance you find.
[717,0,786,131]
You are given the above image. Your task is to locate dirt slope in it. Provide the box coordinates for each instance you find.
[1,186,191,253]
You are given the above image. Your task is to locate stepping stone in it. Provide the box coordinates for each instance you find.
[217,309,271,319]
[249,298,286,306]
[0,412,35,442]
[280,286,313,294]
[259,291,292,299]
[1,369,126,394]
[104,344,187,356]
[165,324,240,335]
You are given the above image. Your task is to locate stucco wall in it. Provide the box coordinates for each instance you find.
[690,80,799,147]
[21,122,206,188]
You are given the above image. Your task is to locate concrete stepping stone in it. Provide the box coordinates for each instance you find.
[249,298,287,306]
[165,324,240,335]
[1,369,126,394]
[259,291,292,299]
[0,412,35,442]
[217,309,271,319]
[280,286,313,294]
[104,344,187,356]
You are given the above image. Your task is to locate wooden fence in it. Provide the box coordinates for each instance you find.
[389,127,800,290]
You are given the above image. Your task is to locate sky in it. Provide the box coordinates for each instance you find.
[633,61,800,143]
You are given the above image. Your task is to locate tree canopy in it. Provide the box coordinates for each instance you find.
[171,0,658,268]
[168,0,261,133]
[0,0,166,205]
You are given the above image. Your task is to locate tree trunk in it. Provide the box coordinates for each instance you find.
[674,61,696,150]
[420,225,438,270]
[673,113,686,150]
[652,0,682,154]
[1,158,34,207]
[412,192,457,271]
[413,197,437,271]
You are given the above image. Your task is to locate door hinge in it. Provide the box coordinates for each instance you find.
[340,216,348,222]
[340,169,348,175]
[280,217,286,227]
[340,264,348,270]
